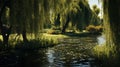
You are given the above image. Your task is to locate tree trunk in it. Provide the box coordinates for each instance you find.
[54,14,60,27]
[103,2,120,66]
[1,25,12,46]
[108,0,120,46]
[62,15,70,33]
[0,0,11,45]
[22,30,28,42]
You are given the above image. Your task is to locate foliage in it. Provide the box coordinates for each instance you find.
[93,44,119,67]
[93,44,117,58]
[3,33,60,50]
[90,0,120,66]
[15,38,58,50]
[46,29,61,34]
[10,0,43,35]
[86,25,103,33]
[49,0,100,32]
[0,0,102,44]
[92,5,100,15]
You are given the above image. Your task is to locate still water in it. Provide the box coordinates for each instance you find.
[0,36,103,67]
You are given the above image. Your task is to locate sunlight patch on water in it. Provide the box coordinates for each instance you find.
[97,35,106,45]
[46,49,55,63]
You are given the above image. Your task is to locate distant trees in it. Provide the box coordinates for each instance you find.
[62,14,70,33]
[54,0,100,33]
[92,5,100,15]
[0,0,102,45]
[89,4,101,26]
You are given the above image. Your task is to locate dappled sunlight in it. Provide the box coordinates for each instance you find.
[93,44,117,59]
[97,35,105,45]
[0,35,3,41]
[42,33,68,38]
[0,0,120,67]
[44,37,99,67]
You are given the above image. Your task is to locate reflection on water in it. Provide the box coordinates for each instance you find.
[46,48,98,67]
[45,37,100,67]
[0,37,101,67]
[46,49,55,67]
[97,35,106,45]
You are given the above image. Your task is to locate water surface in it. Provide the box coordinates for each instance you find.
[0,36,102,67]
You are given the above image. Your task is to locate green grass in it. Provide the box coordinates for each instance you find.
[93,44,117,58]
[92,44,120,67]
[0,33,68,50]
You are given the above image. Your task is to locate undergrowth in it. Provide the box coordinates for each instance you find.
[93,44,120,67]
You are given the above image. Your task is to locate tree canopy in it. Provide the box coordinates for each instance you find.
[0,0,101,43]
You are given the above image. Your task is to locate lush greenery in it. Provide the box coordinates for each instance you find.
[0,0,101,47]
[0,0,120,67]
[92,0,120,67]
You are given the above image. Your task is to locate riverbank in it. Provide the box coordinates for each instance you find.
[1,33,119,67]
[0,34,100,67]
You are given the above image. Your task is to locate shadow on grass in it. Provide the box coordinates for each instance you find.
[0,36,59,51]
[93,44,120,67]
[62,32,101,37]
[0,38,57,67]
[15,39,57,50]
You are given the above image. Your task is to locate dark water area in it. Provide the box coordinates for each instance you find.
[0,36,103,67]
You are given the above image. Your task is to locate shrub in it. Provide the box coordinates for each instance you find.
[86,25,103,33]
[47,29,61,34]
[93,44,119,67]
[95,25,103,32]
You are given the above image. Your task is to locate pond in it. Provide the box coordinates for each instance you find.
[0,36,103,67]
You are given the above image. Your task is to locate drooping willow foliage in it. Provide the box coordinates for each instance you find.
[103,0,114,46]
[49,0,100,31]
[103,0,120,47]
[1,0,100,40]
[10,0,43,37]
[9,0,72,35]
[9,0,54,38]
[92,0,120,64]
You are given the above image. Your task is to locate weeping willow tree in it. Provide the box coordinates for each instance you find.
[93,0,120,64]
[1,0,101,44]
[103,0,114,46]
[9,0,52,41]
[9,0,74,41]
[10,0,33,42]
[107,0,120,47]
[50,0,100,33]
[48,0,72,30]
[1,0,73,43]
[93,0,120,66]
[103,0,120,48]
[34,0,100,33]
[0,0,12,45]
[49,0,96,33]
[90,4,101,25]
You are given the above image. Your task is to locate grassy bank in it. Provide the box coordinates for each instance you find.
[0,33,68,50]
[92,44,120,67]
